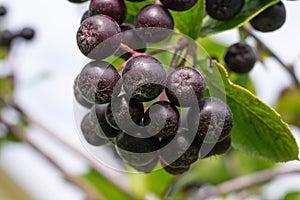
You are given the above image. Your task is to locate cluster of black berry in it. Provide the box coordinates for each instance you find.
[70,0,234,174]
[0,5,35,48]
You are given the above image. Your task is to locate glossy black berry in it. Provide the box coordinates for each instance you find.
[159,128,200,168]
[160,0,198,11]
[0,6,7,16]
[163,164,190,175]
[116,131,160,166]
[224,42,257,74]
[0,30,14,47]
[187,97,233,143]
[80,10,91,23]
[76,14,121,59]
[80,112,110,146]
[19,27,35,40]
[105,94,144,131]
[89,0,127,24]
[122,55,166,102]
[144,101,180,138]
[73,75,93,108]
[166,67,206,107]
[93,104,119,138]
[206,0,245,20]
[135,4,174,43]
[130,153,158,173]
[200,136,231,158]
[68,0,89,3]
[250,2,286,32]
[77,61,120,104]
[114,23,146,60]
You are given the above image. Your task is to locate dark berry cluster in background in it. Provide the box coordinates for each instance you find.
[66,0,295,174]
[0,5,35,48]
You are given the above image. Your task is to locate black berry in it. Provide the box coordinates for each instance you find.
[80,10,91,24]
[68,0,89,3]
[77,61,120,104]
[73,75,93,108]
[114,23,146,60]
[0,5,7,16]
[19,27,35,40]
[93,104,119,138]
[160,0,198,11]
[163,164,190,175]
[80,112,110,146]
[166,66,206,107]
[159,128,200,168]
[105,94,144,131]
[200,136,231,158]
[0,30,14,47]
[187,97,233,143]
[250,2,286,32]
[130,153,159,173]
[122,55,166,102]
[76,14,121,59]
[134,4,174,43]
[116,131,160,166]
[144,101,180,138]
[206,0,245,20]
[89,0,127,24]
[224,42,257,74]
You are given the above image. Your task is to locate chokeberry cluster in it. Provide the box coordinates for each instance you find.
[70,0,235,175]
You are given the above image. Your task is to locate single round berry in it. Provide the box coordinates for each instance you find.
[114,23,146,60]
[224,42,257,74]
[0,30,14,47]
[163,164,190,175]
[166,67,206,107]
[0,6,7,16]
[160,0,198,11]
[187,97,233,143]
[93,104,119,138]
[76,14,121,59]
[122,55,166,102]
[68,0,89,3]
[200,136,231,158]
[144,101,180,138]
[19,27,35,40]
[159,128,200,168]
[250,2,286,32]
[116,131,160,166]
[89,0,127,24]
[134,4,174,43]
[77,61,120,104]
[206,0,245,20]
[73,75,93,108]
[80,10,91,24]
[80,112,110,146]
[105,94,144,131]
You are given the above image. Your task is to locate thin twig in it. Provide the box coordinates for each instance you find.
[241,26,300,88]
[148,36,188,56]
[189,166,300,200]
[7,100,135,199]
[0,117,102,200]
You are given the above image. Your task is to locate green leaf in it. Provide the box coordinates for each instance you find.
[0,76,14,99]
[82,169,137,200]
[200,0,279,37]
[197,37,227,61]
[199,60,299,162]
[275,87,300,128]
[124,0,155,24]
[171,0,205,39]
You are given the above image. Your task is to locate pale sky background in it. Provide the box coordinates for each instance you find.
[0,0,300,199]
